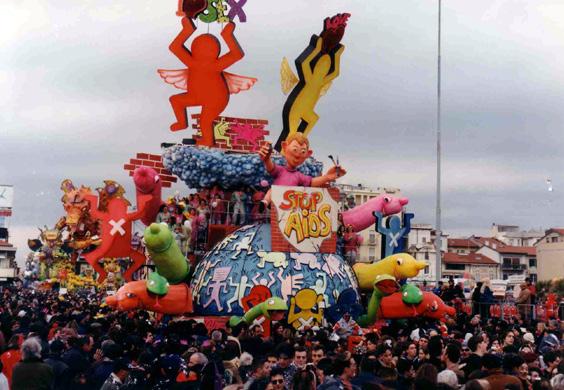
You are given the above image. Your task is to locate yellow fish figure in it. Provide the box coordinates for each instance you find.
[353,254,427,291]
[274,36,344,151]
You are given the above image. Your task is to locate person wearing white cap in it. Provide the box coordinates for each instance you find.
[523,332,535,345]
[437,369,458,388]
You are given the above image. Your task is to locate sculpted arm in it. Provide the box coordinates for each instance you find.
[169,17,196,67]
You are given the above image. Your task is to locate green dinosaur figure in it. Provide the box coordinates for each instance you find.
[146,271,170,295]
[229,297,287,328]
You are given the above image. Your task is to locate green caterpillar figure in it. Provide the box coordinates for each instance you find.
[144,223,190,291]
[229,297,287,327]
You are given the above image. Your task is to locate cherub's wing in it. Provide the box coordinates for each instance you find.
[157,69,188,90]
[319,81,333,97]
[280,57,299,95]
[224,72,258,94]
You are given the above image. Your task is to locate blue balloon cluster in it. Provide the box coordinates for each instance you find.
[162,145,323,190]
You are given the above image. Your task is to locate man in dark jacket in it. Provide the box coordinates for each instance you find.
[44,339,70,390]
[62,335,93,385]
[12,337,54,390]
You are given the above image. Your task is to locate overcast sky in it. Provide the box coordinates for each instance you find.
[2,0,564,265]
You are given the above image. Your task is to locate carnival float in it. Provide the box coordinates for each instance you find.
[28,1,457,331]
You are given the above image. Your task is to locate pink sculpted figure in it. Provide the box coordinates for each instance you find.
[341,194,409,233]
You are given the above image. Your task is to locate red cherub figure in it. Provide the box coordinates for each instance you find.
[83,184,151,283]
[158,17,256,147]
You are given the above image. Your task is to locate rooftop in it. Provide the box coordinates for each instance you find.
[447,238,480,248]
[497,246,536,256]
[443,252,497,265]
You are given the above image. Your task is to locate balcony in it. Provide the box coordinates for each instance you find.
[501,263,527,271]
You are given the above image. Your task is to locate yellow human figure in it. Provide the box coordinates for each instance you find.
[288,36,344,138]
[287,288,325,330]
[213,118,231,147]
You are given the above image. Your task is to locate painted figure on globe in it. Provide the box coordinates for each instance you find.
[158,17,256,146]
[258,133,346,209]
[275,13,350,150]
[288,288,325,330]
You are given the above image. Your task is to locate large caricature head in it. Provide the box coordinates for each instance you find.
[281,133,313,169]
[192,34,221,60]
[60,179,92,226]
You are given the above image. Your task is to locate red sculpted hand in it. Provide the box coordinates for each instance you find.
[221,21,236,37]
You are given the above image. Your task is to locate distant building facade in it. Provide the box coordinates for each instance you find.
[442,252,499,281]
[491,223,544,247]
[535,228,564,282]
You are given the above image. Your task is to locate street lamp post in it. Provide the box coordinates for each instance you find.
[434,0,442,283]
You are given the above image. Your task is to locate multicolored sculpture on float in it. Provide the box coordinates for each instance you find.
[27,225,68,274]
[84,181,151,282]
[190,223,360,321]
[55,180,101,262]
[353,254,455,326]
[275,13,350,151]
[158,16,256,146]
[106,223,193,314]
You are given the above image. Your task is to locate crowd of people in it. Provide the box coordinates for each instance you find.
[0,279,562,390]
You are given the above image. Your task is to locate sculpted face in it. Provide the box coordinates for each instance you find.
[282,140,312,169]
[105,281,144,311]
[381,195,409,216]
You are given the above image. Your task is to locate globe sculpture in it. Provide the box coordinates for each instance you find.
[190,223,359,317]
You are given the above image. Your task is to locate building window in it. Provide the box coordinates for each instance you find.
[552,237,558,243]
[368,247,375,262]
[421,237,427,244]
[529,258,536,267]
[424,252,429,260]
[369,233,376,244]
[529,274,537,283]
[424,266,429,274]
[445,263,465,271]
